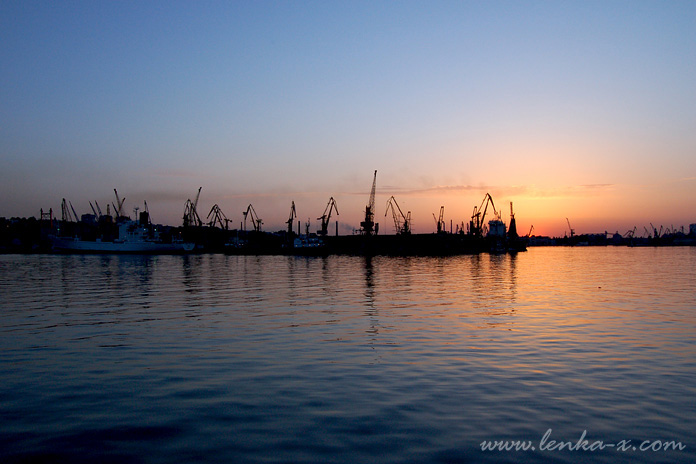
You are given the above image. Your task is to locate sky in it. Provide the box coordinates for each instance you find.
[1,0,695,236]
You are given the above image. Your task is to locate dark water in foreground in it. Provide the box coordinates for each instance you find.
[1,248,695,463]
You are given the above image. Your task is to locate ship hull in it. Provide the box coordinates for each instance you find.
[51,237,194,254]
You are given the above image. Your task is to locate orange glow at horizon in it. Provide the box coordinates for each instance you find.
[373,177,696,238]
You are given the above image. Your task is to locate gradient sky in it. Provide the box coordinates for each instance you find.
[2,0,695,236]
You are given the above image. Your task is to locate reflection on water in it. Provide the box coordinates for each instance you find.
[0,248,695,464]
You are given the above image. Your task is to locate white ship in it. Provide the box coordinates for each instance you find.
[51,218,194,254]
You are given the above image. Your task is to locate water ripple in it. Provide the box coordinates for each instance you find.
[1,249,695,463]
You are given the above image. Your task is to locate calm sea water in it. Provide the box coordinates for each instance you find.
[1,248,694,463]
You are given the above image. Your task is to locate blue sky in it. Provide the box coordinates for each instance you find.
[2,1,695,235]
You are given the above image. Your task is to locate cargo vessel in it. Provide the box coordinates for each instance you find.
[51,213,194,254]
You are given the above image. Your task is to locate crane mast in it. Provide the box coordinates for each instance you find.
[287,201,297,235]
[360,170,377,235]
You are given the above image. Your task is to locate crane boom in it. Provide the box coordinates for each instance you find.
[566,218,575,237]
[113,189,126,218]
[360,170,377,235]
[193,187,202,212]
[70,201,78,222]
[89,201,98,218]
[368,170,376,211]
[438,206,444,233]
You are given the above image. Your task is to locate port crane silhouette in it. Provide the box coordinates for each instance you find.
[243,204,262,232]
[317,197,339,236]
[287,201,297,235]
[433,206,445,233]
[565,218,575,238]
[470,193,497,237]
[385,196,411,235]
[360,170,377,235]
[183,187,203,227]
[61,198,78,222]
[207,204,229,230]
